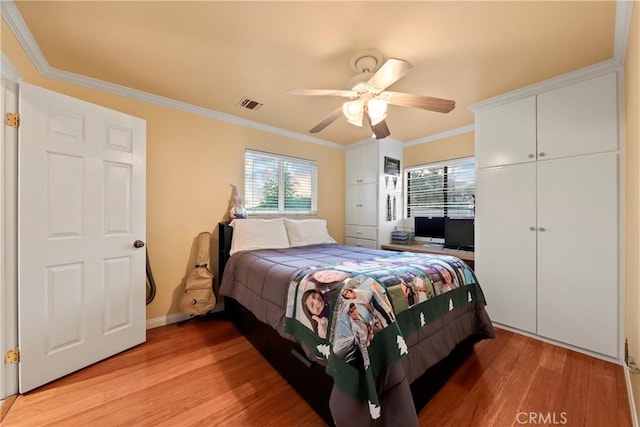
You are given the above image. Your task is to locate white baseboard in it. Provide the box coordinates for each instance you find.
[145,304,224,330]
[146,312,190,329]
[625,368,639,427]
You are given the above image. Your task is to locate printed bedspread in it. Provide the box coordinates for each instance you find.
[284,252,486,419]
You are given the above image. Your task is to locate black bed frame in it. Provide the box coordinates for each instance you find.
[217,223,478,425]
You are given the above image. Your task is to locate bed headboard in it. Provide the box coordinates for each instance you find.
[218,222,233,280]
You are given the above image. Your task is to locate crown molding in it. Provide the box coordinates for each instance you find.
[345,135,404,150]
[0,1,49,74]
[46,67,345,149]
[405,124,475,147]
[469,0,633,113]
[468,59,622,113]
[2,0,634,150]
[614,0,635,63]
[0,1,344,150]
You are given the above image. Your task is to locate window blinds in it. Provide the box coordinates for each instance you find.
[244,150,317,215]
[405,158,475,218]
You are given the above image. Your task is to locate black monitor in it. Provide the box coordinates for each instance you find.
[414,216,445,244]
[444,218,475,251]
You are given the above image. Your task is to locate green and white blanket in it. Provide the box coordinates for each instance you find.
[284,252,486,419]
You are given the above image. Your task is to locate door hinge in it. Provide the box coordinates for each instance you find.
[6,112,20,128]
[5,348,20,364]
[625,338,629,365]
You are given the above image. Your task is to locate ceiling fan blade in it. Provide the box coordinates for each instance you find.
[365,113,391,139]
[309,106,344,133]
[287,88,353,97]
[372,120,391,139]
[367,58,413,91]
[385,91,455,113]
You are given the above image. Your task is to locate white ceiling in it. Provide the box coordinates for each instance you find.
[7,1,621,145]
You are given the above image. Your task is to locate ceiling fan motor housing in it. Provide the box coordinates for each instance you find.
[350,50,383,73]
[347,73,374,92]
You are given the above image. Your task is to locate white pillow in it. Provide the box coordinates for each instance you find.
[283,218,337,247]
[229,218,290,255]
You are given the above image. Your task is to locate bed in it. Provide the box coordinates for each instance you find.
[218,219,494,426]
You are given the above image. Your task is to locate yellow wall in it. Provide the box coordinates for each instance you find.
[403,132,474,168]
[1,19,42,86]
[624,2,640,419]
[2,19,345,320]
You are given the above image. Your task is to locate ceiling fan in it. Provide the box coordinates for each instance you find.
[287,50,455,139]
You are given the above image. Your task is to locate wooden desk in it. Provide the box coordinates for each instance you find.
[381,243,475,269]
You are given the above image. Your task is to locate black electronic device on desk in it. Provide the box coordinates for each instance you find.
[444,218,475,251]
[414,216,445,245]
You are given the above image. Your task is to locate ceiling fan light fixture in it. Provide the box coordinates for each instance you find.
[343,100,364,127]
[288,53,455,138]
[367,98,388,125]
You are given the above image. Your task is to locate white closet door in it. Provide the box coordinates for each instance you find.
[345,184,361,225]
[475,163,537,333]
[537,153,618,358]
[345,145,378,185]
[345,149,360,186]
[359,182,378,227]
[359,144,378,184]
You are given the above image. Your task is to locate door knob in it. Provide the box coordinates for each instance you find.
[133,240,145,248]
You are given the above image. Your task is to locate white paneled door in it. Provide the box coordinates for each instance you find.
[18,83,146,392]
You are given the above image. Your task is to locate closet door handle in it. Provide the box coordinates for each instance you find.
[529,226,536,231]
[539,152,546,157]
[538,227,546,232]
[528,154,535,159]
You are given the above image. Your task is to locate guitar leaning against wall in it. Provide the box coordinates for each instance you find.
[180,232,216,316]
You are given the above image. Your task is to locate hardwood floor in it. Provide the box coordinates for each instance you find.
[3,317,632,426]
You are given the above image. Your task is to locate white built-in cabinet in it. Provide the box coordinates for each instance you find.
[345,183,377,227]
[346,144,378,185]
[473,71,620,359]
[345,141,402,249]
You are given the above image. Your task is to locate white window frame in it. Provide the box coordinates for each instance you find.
[244,149,318,216]
[404,157,475,219]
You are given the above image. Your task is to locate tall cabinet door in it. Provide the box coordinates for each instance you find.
[359,144,378,184]
[345,144,378,185]
[345,184,361,225]
[345,149,361,186]
[476,163,537,333]
[537,153,619,357]
[345,183,377,227]
[359,182,378,226]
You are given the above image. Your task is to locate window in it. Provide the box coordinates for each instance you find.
[405,157,475,219]
[244,150,317,215]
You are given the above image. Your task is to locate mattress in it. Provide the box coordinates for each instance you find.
[219,243,495,425]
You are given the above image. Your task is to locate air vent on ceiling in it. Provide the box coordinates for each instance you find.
[238,97,263,111]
